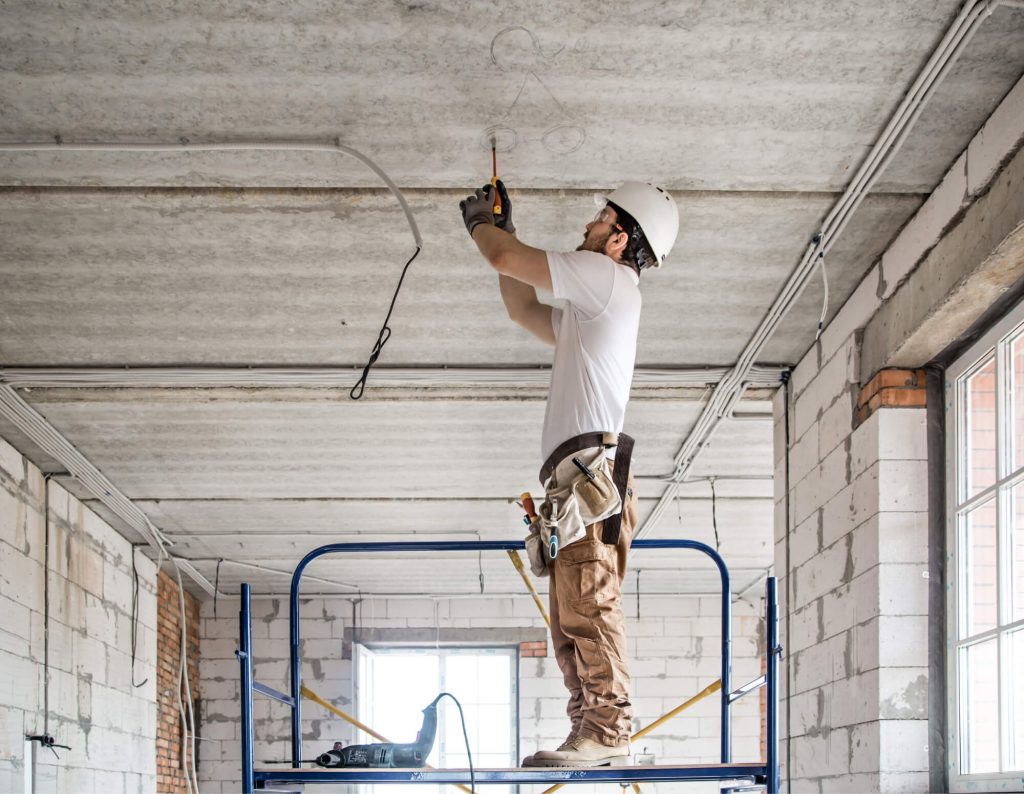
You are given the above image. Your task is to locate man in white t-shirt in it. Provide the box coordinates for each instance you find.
[461,180,679,767]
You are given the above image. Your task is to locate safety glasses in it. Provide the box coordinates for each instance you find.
[592,208,625,233]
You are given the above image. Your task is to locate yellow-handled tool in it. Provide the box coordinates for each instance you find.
[490,141,502,216]
[507,492,551,628]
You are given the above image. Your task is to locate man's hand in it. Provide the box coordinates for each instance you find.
[460,185,495,236]
[494,179,515,234]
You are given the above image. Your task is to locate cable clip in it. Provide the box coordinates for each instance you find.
[26,734,71,759]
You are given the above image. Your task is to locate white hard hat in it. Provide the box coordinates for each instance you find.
[595,182,679,267]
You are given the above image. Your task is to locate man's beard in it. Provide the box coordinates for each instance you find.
[576,227,614,254]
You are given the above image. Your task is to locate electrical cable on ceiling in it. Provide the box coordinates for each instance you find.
[0,139,423,400]
[185,556,358,592]
[350,245,422,400]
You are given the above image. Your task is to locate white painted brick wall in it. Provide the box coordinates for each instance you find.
[0,436,157,793]
[199,591,768,790]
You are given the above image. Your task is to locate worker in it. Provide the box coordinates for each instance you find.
[460,180,679,767]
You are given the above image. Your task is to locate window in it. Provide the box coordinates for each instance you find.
[355,645,518,793]
[947,299,1024,791]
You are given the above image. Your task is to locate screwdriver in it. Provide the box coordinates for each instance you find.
[520,492,537,525]
[491,139,502,217]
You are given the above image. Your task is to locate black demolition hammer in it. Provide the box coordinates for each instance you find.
[315,694,442,768]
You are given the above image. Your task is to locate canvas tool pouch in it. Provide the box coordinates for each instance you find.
[534,445,621,566]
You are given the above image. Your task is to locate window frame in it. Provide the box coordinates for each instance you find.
[354,643,521,792]
[946,298,1024,791]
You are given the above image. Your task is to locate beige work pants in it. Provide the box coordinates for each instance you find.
[548,474,638,747]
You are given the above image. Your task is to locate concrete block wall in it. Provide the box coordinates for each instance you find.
[771,70,1024,794]
[198,591,766,792]
[775,370,930,793]
[0,435,158,793]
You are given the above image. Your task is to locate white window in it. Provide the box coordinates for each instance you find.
[355,645,518,794]
[947,299,1024,791]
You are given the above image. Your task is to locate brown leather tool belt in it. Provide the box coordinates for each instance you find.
[539,431,635,545]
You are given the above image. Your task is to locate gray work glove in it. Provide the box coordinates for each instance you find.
[459,185,495,237]
[494,179,515,234]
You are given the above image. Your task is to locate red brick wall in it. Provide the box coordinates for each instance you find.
[856,368,928,425]
[519,640,548,657]
[156,569,201,793]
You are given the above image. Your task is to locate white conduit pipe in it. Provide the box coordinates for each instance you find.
[0,365,786,389]
[0,385,172,552]
[635,0,1015,542]
[187,557,360,592]
[0,140,422,249]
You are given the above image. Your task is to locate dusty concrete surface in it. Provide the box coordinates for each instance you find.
[1,1,1022,192]
[0,187,920,367]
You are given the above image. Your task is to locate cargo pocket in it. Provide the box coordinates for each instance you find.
[556,540,615,605]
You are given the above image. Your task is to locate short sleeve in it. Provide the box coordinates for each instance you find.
[546,250,618,321]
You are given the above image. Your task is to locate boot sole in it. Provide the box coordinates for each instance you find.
[525,755,631,768]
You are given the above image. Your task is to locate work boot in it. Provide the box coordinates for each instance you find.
[521,730,579,767]
[528,736,630,767]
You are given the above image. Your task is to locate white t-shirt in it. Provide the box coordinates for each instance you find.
[541,249,642,462]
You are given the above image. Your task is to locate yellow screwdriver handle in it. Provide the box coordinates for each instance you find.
[520,491,537,521]
[491,175,501,216]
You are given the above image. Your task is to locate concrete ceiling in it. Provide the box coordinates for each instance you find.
[2,0,1023,597]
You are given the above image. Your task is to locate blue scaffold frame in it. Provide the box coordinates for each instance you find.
[236,538,781,791]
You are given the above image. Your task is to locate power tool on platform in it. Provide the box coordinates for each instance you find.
[315,694,442,768]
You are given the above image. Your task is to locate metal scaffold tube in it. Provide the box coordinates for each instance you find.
[232,538,781,791]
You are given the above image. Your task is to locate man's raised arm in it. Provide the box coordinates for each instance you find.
[461,184,555,345]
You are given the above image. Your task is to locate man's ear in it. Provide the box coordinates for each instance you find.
[607,231,629,259]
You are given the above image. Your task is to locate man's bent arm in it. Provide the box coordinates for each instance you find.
[472,224,553,292]
[472,225,555,345]
[498,273,555,345]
